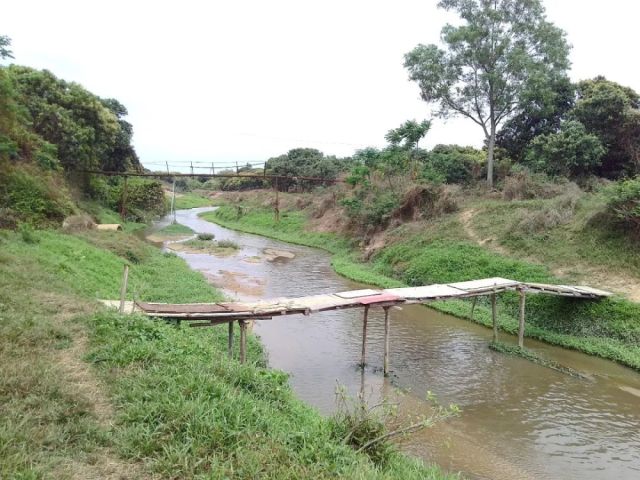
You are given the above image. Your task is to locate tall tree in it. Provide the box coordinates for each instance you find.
[571,77,640,177]
[404,0,570,187]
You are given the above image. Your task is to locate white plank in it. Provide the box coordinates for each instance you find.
[449,277,519,291]
[385,284,467,299]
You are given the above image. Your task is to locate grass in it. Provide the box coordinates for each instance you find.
[0,227,454,479]
[172,191,214,209]
[202,199,640,371]
[157,222,195,236]
[471,193,640,279]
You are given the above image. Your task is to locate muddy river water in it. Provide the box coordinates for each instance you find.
[155,207,640,479]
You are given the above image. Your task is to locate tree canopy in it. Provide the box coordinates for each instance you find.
[572,77,640,178]
[404,0,571,187]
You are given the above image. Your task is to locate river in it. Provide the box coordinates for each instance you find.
[153,207,640,480]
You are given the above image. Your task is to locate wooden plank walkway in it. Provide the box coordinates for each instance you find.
[134,277,611,322]
[125,277,612,370]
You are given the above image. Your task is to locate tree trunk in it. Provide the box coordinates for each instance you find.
[486,124,496,189]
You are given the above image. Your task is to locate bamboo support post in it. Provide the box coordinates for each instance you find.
[227,321,234,359]
[491,293,498,342]
[383,306,391,376]
[239,320,247,364]
[518,288,526,348]
[360,305,369,368]
[119,264,129,314]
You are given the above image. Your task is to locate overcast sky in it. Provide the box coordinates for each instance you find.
[4,0,639,170]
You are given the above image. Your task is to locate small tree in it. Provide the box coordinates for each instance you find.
[404,0,570,187]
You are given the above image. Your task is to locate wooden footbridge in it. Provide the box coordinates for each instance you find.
[130,277,611,374]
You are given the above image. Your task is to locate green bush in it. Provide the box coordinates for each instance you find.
[0,167,74,225]
[605,176,640,234]
[420,145,483,184]
[524,120,605,177]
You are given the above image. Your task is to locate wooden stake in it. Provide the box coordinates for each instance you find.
[170,180,176,222]
[190,161,194,175]
[470,297,478,319]
[383,306,390,376]
[235,161,239,174]
[274,178,280,223]
[239,320,247,364]
[360,305,369,368]
[518,288,526,348]
[119,264,129,314]
[227,321,234,359]
[491,293,498,342]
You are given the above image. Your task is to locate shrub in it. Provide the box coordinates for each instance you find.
[18,223,39,244]
[0,166,74,225]
[523,120,606,177]
[605,177,640,234]
[197,232,214,241]
[216,239,239,249]
[502,167,572,201]
[420,144,484,184]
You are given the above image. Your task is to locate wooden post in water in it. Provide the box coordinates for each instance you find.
[491,293,498,342]
[119,264,129,314]
[360,305,369,368]
[227,321,234,359]
[470,297,478,320]
[239,319,247,364]
[383,306,391,376]
[518,288,526,348]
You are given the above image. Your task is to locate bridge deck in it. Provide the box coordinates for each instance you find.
[134,277,612,323]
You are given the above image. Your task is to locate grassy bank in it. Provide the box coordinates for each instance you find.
[173,191,215,209]
[0,226,453,479]
[201,202,640,371]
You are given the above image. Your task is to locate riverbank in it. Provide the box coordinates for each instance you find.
[0,224,455,479]
[200,197,640,371]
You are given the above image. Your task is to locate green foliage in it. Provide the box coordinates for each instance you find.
[421,145,483,184]
[158,223,195,236]
[572,77,640,178]
[0,34,13,60]
[404,0,571,186]
[196,232,214,240]
[18,223,39,244]
[114,179,166,222]
[216,239,239,249]
[524,120,605,177]
[496,76,576,161]
[0,165,74,226]
[173,191,213,209]
[605,177,640,234]
[341,189,400,229]
[385,119,431,151]
[266,148,349,191]
[218,168,270,191]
